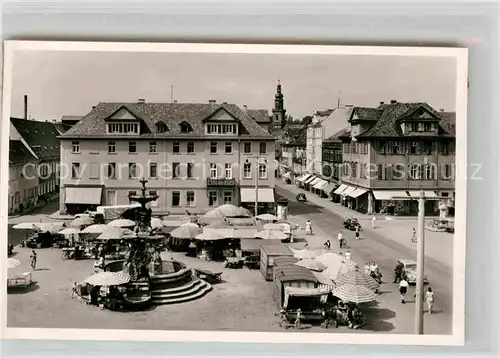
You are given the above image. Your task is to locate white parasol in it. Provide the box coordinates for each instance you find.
[7,258,21,269]
[316,252,345,267]
[292,248,317,260]
[85,271,131,286]
[170,223,202,239]
[256,213,279,221]
[81,224,109,234]
[97,227,133,240]
[34,222,66,234]
[59,227,81,235]
[12,223,38,230]
[150,217,164,230]
[217,204,252,218]
[322,261,354,281]
[294,258,327,272]
[254,229,287,240]
[70,217,94,228]
[195,230,226,241]
[108,219,136,228]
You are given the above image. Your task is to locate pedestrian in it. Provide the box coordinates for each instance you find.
[372,214,376,229]
[294,308,302,329]
[305,220,313,235]
[411,228,417,242]
[345,250,352,261]
[393,261,404,283]
[425,287,434,314]
[399,277,409,303]
[337,231,344,249]
[355,225,360,240]
[29,250,37,270]
[72,281,78,299]
[19,202,24,215]
[364,262,370,275]
[324,240,331,250]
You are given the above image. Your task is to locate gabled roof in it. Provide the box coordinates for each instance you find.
[10,118,62,159]
[355,102,454,138]
[53,123,73,135]
[9,140,38,165]
[324,127,349,143]
[247,109,270,123]
[439,112,456,135]
[61,102,273,139]
[350,107,382,122]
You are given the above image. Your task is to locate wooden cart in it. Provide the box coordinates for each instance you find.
[7,272,32,290]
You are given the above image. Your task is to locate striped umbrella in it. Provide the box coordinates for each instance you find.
[344,259,359,270]
[322,261,353,281]
[85,271,130,286]
[331,284,378,304]
[335,270,379,291]
[8,258,21,269]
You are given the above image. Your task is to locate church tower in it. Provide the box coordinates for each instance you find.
[272,80,287,130]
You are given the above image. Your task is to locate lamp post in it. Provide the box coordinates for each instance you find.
[392,189,444,335]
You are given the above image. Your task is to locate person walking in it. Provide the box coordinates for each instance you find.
[345,250,352,261]
[393,261,404,283]
[337,231,344,249]
[425,287,434,314]
[411,228,417,243]
[324,240,331,250]
[29,250,37,270]
[372,214,376,229]
[305,220,313,235]
[399,277,409,304]
[355,225,360,240]
[294,308,303,329]
[364,262,370,275]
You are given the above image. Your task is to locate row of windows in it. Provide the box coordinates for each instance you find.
[342,140,455,155]
[71,141,269,155]
[342,162,454,180]
[107,122,139,134]
[10,179,57,207]
[408,122,435,132]
[70,162,267,180]
[206,123,237,135]
[122,190,233,208]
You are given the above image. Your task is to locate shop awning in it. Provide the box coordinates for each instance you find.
[407,190,438,198]
[372,190,408,201]
[309,177,322,186]
[65,187,103,205]
[313,179,329,190]
[340,185,357,197]
[322,183,337,194]
[296,174,312,183]
[305,176,318,184]
[349,187,369,198]
[240,188,275,203]
[333,184,348,195]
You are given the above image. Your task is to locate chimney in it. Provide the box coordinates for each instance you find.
[24,95,28,119]
[92,106,96,109]
[380,101,384,105]
[209,100,216,104]
[138,98,146,104]
[390,100,397,104]
[243,104,248,112]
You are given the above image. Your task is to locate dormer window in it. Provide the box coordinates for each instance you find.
[206,123,237,135]
[107,122,139,134]
[180,122,192,133]
[156,121,168,133]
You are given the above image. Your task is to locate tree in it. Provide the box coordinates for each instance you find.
[301,115,313,125]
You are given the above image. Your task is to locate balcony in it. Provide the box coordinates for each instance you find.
[206,178,237,187]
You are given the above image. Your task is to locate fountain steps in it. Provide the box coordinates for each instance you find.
[151,280,212,305]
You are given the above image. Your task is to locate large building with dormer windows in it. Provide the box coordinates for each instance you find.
[58,100,276,215]
[336,101,456,216]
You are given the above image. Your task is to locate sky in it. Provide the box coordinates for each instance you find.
[10,50,457,121]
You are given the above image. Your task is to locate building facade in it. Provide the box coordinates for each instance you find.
[8,117,68,215]
[59,101,276,215]
[281,127,307,177]
[337,101,456,215]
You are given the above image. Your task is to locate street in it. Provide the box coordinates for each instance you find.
[276,183,453,335]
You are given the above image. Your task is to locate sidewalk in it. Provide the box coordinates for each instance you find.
[8,195,60,219]
[277,182,441,221]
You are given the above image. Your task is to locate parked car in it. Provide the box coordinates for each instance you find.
[296,193,307,202]
[343,218,361,231]
[74,210,97,219]
[398,259,428,284]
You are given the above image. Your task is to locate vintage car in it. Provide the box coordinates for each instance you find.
[74,210,97,219]
[296,193,307,202]
[398,259,428,284]
[343,218,361,231]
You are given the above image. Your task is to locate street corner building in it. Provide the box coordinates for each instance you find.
[334,101,456,216]
[8,110,71,215]
[57,99,278,216]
